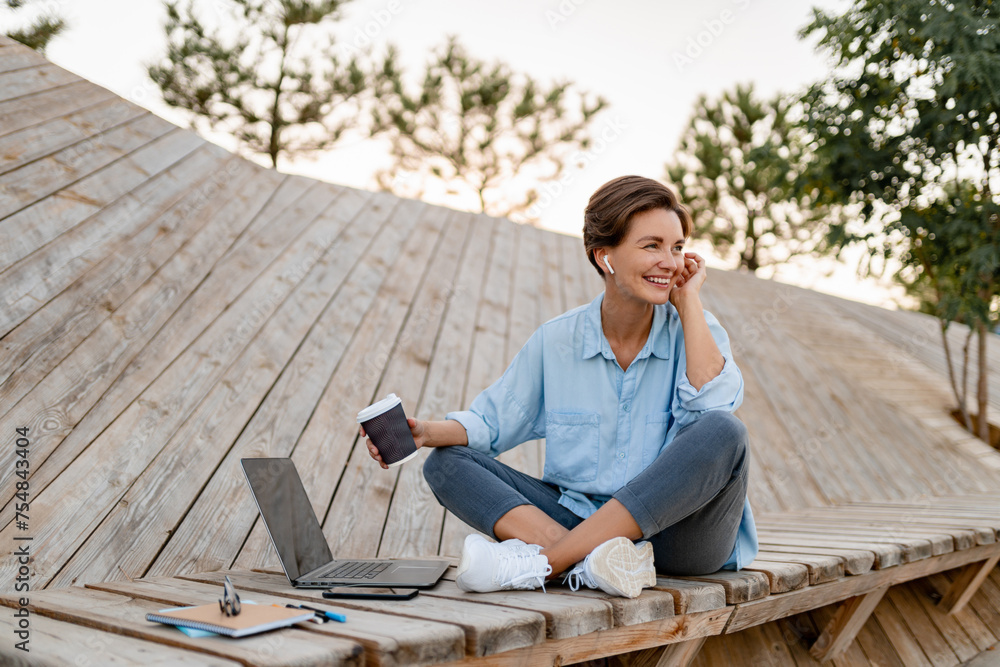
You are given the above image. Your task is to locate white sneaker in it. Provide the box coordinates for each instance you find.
[564,537,656,598]
[455,534,552,593]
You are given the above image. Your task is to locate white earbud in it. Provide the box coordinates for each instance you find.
[602,255,615,275]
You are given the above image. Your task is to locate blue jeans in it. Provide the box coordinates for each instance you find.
[423,411,749,576]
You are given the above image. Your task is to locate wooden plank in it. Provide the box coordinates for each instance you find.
[937,553,1000,614]
[0,80,117,140]
[724,542,1000,634]
[651,577,728,615]
[0,111,172,221]
[756,530,905,568]
[226,205,471,572]
[0,604,242,666]
[902,578,983,662]
[0,146,238,406]
[607,637,707,667]
[494,221,545,479]
[787,507,996,545]
[0,172,311,520]
[870,587,935,667]
[0,95,148,176]
[741,560,810,593]
[885,583,963,666]
[50,188,393,588]
[0,183,349,588]
[1,587,362,666]
[765,510,989,555]
[422,578,615,641]
[376,209,479,559]
[433,607,732,667]
[269,200,443,562]
[0,167,287,527]
[944,567,1000,645]
[544,585,676,628]
[176,569,547,658]
[673,570,770,604]
[754,551,844,584]
[0,40,44,72]
[809,584,889,662]
[851,603,907,667]
[773,613,823,666]
[756,519,954,555]
[923,573,997,651]
[81,577,464,666]
[0,63,82,102]
[0,147,250,402]
[0,126,204,287]
[153,196,441,577]
[806,602,871,665]
[439,215,517,556]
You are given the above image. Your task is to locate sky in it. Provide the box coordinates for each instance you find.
[3,0,910,307]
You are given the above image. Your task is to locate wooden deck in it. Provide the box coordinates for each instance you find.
[2,34,1000,664]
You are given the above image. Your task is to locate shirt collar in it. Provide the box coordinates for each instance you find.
[581,291,672,361]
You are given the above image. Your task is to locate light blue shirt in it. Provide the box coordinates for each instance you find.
[447,291,758,571]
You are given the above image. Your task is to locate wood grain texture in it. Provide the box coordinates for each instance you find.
[177,570,547,658]
[80,577,463,666]
[0,587,363,666]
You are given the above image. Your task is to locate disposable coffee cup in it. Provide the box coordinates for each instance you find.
[357,393,419,467]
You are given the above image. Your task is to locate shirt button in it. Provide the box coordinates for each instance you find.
[623,402,630,412]
[618,452,625,459]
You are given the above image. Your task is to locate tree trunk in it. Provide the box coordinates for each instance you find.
[977,321,989,443]
[941,320,973,431]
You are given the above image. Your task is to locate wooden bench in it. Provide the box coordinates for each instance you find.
[3,495,997,666]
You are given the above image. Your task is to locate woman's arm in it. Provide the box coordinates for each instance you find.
[362,418,469,469]
[671,253,725,391]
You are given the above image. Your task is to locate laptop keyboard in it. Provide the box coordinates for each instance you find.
[316,561,390,580]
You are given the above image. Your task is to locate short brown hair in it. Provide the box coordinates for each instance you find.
[583,175,692,276]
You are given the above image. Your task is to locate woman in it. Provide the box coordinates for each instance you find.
[363,175,757,598]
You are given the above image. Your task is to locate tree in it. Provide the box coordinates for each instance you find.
[371,35,608,222]
[665,83,837,273]
[4,0,67,54]
[800,0,1000,442]
[148,0,384,169]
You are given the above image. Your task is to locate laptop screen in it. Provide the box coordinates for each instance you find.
[241,458,335,581]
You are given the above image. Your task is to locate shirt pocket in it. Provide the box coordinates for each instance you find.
[543,411,601,484]
[642,412,672,468]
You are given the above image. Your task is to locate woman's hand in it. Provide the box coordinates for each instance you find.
[670,252,707,309]
[360,418,427,470]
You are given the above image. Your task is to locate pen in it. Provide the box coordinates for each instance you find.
[272,603,323,624]
[280,603,346,623]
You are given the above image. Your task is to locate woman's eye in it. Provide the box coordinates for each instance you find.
[644,243,657,249]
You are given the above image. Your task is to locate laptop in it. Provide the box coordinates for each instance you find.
[241,457,449,588]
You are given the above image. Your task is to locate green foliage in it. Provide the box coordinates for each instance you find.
[800,0,1000,320]
[371,35,608,220]
[666,83,837,273]
[148,0,383,168]
[800,0,1000,438]
[4,0,67,54]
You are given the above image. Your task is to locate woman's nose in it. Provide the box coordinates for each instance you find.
[660,251,677,271]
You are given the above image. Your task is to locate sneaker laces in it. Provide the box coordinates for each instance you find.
[562,562,596,592]
[495,551,552,591]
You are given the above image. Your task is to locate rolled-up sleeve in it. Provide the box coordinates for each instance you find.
[673,310,744,423]
[446,329,546,457]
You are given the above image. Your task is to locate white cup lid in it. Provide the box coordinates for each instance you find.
[357,393,402,423]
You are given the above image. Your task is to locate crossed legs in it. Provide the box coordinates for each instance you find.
[423,411,749,577]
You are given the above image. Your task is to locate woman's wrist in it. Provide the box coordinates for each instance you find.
[672,292,703,318]
[425,419,469,448]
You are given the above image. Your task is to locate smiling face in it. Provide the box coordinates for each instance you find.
[597,207,686,306]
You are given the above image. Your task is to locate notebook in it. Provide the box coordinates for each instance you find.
[240,458,449,588]
[146,602,313,638]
